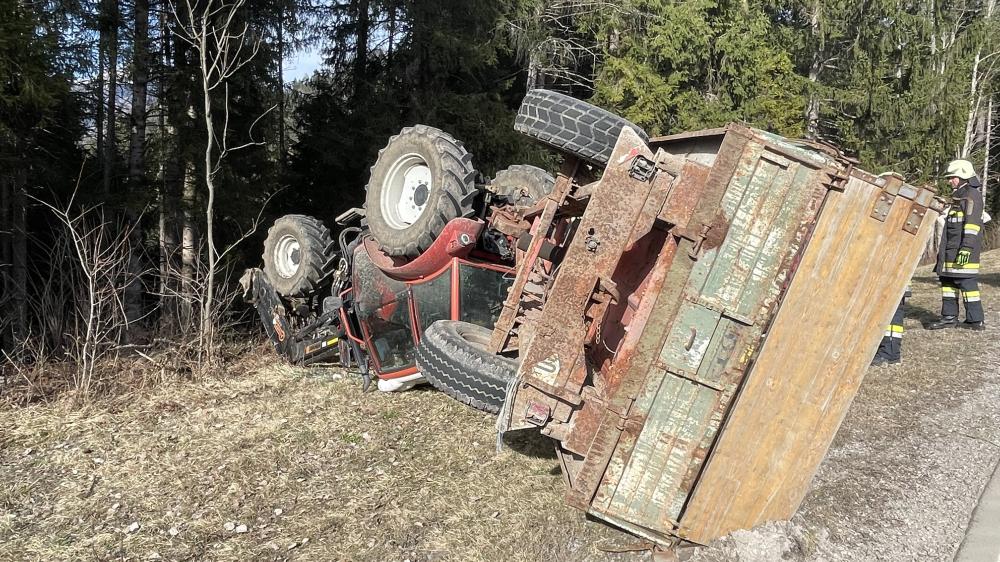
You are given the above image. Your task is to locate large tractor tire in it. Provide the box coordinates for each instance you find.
[262,214,336,297]
[365,125,478,258]
[514,89,649,167]
[415,320,518,414]
[490,164,555,207]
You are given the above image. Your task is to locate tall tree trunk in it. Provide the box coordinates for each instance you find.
[984,95,994,205]
[0,175,10,352]
[158,8,179,332]
[103,0,119,196]
[351,0,370,103]
[805,0,823,139]
[123,0,150,334]
[181,158,197,335]
[277,7,286,165]
[198,39,217,351]
[961,0,995,157]
[96,36,105,162]
[129,0,149,187]
[387,5,395,66]
[10,169,27,346]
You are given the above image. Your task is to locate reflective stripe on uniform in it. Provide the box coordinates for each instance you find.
[942,286,959,297]
[964,290,981,302]
[885,324,904,338]
[964,223,981,234]
[943,262,980,274]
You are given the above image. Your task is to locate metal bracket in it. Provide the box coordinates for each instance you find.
[629,155,657,183]
[902,203,926,235]
[823,168,851,192]
[870,192,894,222]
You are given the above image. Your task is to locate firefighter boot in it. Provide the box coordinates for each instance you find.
[961,321,986,331]
[927,316,959,330]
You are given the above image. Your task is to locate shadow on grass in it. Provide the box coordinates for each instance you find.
[905,301,941,326]
[973,273,1000,288]
[502,428,558,459]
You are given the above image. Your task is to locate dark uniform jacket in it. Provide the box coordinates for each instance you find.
[935,177,984,279]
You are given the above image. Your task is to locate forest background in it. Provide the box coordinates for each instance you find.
[1,0,998,391]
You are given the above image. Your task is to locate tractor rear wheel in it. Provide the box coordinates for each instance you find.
[365,125,478,258]
[515,89,649,167]
[415,320,518,414]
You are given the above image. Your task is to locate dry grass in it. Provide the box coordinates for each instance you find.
[0,356,635,561]
[4,251,1000,562]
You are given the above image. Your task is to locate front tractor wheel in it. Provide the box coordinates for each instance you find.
[365,125,478,258]
[262,214,336,297]
[489,164,555,207]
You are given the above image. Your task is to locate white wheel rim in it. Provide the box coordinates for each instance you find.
[274,234,300,278]
[381,154,432,230]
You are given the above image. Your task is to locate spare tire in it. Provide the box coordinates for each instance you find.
[365,125,478,258]
[262,215,336,297]
[490,164,555,207]
[415,320,518,414]
[515,89,649,167]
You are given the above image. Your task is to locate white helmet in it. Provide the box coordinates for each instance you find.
[945,159,977,180]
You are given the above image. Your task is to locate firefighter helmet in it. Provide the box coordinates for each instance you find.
[945,159,977,180]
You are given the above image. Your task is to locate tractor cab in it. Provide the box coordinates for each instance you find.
[344,224,514,391]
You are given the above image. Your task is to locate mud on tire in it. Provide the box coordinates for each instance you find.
[515,89,649,167]
[365,125,478,258]
[490,164,555,207]
[262,214,336,297]
[415,320,518,414]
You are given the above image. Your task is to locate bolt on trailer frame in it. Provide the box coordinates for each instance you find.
[492,123,943,545]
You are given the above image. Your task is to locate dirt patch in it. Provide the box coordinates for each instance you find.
[3,253,999,561]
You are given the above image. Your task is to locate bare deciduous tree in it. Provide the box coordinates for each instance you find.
[171,0,267,355]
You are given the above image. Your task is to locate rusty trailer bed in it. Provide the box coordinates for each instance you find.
[495,123,943,545]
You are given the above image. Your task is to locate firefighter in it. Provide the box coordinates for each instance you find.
[871,289,910,366]
[928,159,986,330]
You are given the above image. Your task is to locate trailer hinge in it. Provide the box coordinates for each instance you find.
[823,167,850,192]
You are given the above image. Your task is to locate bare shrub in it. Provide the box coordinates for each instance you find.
[27,193,144,399]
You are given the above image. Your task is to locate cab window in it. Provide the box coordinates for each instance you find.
[412,269,452,334]
[366,292,416,372]
[459,264,513,328]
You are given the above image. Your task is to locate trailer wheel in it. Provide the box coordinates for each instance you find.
[262,215,336,297]
[365,125,478,258]
[515,89,649,167]
[415,320,518,414]
[490,164,555,206]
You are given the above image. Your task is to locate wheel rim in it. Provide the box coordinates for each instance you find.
[273,234,301,278]
[381,154,432,230]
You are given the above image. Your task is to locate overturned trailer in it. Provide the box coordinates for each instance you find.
[245,88,945,546]
[479,108,943,544]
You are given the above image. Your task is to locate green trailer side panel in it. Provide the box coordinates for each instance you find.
[595,373,720,524]
[590,138,829,536]
[657,302,722,382]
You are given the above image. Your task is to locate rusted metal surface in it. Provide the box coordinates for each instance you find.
[513,128,664,397]
[488,157,578,354]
